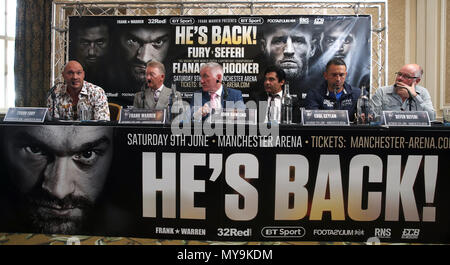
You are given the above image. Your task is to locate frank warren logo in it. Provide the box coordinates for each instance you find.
[401,228,420,239]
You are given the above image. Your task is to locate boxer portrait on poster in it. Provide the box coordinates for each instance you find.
[0,126,114,234]
[68,15,371,109]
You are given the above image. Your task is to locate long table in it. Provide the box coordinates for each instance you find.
[1,121,449,244]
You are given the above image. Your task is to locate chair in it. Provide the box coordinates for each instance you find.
[108,103,122,121]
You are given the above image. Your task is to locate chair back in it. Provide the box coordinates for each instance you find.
[108,103,122,121]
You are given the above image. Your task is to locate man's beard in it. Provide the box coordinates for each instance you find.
[131,70,146,89]
[275,58,307,80]
[125,58,147,91]
[20,188,95,234]
[84,59,106,72]
[283,67,304,80]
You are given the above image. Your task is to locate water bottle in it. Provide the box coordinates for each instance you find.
[166,84,174,124]
[281,83,293,124]
[172,82,182,114]
[78,101,91,121]
[356,86,369,125]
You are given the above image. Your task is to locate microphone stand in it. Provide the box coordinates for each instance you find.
[47,82,62,120]
[333,85,339,110]
[166,83,175,123]
[406,88,415,111]
[141,83,146,109]
[222,86,229,110]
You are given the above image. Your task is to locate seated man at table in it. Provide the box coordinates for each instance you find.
[370,63,436,120]
[190,62,245,120]
[47,60,110,121]
[251,65,301,123]
[306,58,361,121]
[305,58,360,121]
[133,61,181,110]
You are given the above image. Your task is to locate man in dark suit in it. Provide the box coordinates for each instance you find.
[251,65,301,123]
[133,61,181,110]
[191,62,245,120]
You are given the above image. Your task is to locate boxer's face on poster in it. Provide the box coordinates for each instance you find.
[76,25,110,68]
[118,26,170,86]
[263,27,315,80]
[2,126,113,234]
[321,25,355,59]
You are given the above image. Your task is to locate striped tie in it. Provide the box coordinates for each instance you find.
[154,90,160,102]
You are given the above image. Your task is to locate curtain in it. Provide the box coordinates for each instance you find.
[14,0,52,107]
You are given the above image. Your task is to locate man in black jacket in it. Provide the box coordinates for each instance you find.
[305,58,361,121]
[251,65,301,123]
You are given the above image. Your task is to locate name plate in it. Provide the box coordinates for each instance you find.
[3,107,48,123]
[383,111,430,127]
[209,108,257,125]
[119,108,166,124]
[302,109,350,126]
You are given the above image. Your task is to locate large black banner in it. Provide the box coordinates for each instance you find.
[68,15,371,108]
[1,123,449,243]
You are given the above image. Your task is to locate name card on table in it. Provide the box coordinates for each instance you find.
[208,108,257,125]
[302,109,350,126]
[3,107,48,123]
[383,111,430,127]
[119,108,166,124]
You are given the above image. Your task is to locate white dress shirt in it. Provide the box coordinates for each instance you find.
[265,90,283,123]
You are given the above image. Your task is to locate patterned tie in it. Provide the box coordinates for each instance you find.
[210,93,217,110]
[154,90,160,102]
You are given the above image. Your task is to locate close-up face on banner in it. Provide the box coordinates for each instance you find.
[68,15,371,108]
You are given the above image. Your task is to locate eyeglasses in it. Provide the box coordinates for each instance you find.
[395,72,419,79]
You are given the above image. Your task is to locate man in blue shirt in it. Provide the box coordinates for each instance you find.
[305,58,361,121]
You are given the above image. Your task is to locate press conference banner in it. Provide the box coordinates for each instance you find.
[68,15,371,107]
[1,124,449,243]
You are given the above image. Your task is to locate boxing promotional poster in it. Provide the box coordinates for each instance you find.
[68,15,371,108]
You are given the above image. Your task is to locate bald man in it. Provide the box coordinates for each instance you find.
[47,60,110,121]
[370,64,436,120]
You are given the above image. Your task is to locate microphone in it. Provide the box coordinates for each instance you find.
[395,84,415,111]
[216,79,221,83]
[47,82,63,98]
[333,84,340,96]
[406,87,414,99]
[223,86,228,100]
[332,84,339,110]
[141,83,147,108]
[406,89,415,111]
